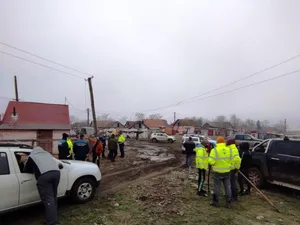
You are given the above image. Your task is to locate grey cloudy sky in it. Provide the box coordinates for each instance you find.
[0,0,300,127]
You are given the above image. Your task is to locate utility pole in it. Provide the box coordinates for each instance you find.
[174,112,176,123]
[87,77,97,136]
[14,75,19,101]
[284,119,287,135]
[87,108,90,126]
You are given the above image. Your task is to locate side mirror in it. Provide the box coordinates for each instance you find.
[59,163,64,170]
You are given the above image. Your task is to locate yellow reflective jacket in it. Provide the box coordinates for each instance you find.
[67,138,73,155]
[208,143,233,173]
[118,134,125,143]
[195,146,208,170]
[228,144,241,170]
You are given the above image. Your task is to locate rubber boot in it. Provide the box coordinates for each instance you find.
[210,194,220,207]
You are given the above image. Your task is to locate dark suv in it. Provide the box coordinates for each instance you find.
[247,139,300,190]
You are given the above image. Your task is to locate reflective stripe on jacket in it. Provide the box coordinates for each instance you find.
[208,143,233,173]
[228,144,241,170]
[195,146,208,170]
[118,134,125,143]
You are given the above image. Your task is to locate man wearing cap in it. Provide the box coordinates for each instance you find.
[195,142,208,197]
[208,136,233,208]
[226,138,242,202]
[58,133,73,160]
[24,146,63,225]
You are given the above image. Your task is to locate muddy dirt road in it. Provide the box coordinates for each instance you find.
[0,141,183,225]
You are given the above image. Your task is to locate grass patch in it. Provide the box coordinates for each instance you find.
[58,170,300,225]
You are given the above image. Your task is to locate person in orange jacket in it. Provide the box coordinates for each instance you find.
[87,136,103,167]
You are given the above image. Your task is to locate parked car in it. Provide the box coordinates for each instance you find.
[247,139,300,190]
[0,143,101,214]
[150,133,176,143]
[181,136,200,153]
[231,133,262,149]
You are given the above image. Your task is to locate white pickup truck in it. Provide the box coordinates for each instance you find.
[0,143,101,214]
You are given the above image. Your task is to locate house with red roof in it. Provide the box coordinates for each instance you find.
[0,101,70,154]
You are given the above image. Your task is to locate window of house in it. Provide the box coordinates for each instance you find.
[0,152,10,175]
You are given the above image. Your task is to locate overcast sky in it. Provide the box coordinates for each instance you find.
[0,0,300,128]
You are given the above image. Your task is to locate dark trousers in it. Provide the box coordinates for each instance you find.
[186,154,193,168]
[37,171,60,225]
[238,170,251,193]
[119,143,125,157]
[92,151,100,167]
[198,169,206,192]
[212,172,232,203]
[109,149,118,162]
[102,145,106,157]
[230,170,238,200]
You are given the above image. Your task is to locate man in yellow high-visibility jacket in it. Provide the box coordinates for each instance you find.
[208,136,233,208]
[227,138,242,202]
[195,143,208,197]
[118,131,126,158]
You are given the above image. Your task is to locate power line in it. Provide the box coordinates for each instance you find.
[0,50,86,80]
[142,54,300,113]
[0,41,93,77]
[178,69,300,105]
[177,53,300,105]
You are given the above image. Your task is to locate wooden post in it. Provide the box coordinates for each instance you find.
[14,75,19,101]
[87,108,90,126]
[87,77,97,136]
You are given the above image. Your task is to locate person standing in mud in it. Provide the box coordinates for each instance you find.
[108,134,118,162]
[183,136,196,170]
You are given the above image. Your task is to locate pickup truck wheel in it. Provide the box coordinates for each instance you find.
[71,177,96,204]
[248,167,264,188]
[152,138,157,143]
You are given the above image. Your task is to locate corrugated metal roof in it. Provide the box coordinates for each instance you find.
[0,101,70,130]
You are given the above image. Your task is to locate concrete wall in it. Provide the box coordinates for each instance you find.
[0,130,37,146]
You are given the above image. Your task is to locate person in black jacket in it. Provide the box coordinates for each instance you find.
[183,137,196,169]
[108,134,118,162]
[58,133,70,159]
[24,147,63,225]
[238,142,252,195]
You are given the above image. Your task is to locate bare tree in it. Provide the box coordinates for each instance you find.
[214,115,227,123]
[97,113,114,121]
[135,112,146,120]
[244,119,256,130]
[229,114,241,129]
[148,113,163,119]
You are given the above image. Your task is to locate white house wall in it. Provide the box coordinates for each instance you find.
[0,130,37,147]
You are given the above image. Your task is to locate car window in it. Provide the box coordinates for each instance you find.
[271,141,300,157]
[253,140,268,152]
[244,135,253,141]
[0,152,10,175]
[235,135,244,140]
[14,152,29,173]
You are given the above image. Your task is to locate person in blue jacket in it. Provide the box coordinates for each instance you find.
[73,134,90,161]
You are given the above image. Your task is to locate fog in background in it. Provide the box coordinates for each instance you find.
[1,0,300,128]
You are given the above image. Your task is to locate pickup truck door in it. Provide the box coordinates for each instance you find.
[266,141,293,184]
[0,151,19,212]
[270,141,300,186]
[17,171,41,205]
